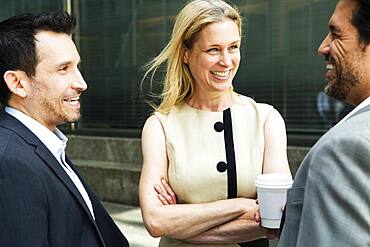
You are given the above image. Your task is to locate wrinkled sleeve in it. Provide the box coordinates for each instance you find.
[296,135,370,246]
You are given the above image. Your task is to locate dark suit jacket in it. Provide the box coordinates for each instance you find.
[0,110,129,247]
[278,105,370,246]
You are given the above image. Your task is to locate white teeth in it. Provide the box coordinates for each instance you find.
[68,100,79,106]
[326,64,334,70]
[64,96,80,106]
[66,96,79,102]
[212,71,229,77]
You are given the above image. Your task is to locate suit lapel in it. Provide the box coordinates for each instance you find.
[35,145,96,223]
[65,156,107,246]
[0,110,39,146]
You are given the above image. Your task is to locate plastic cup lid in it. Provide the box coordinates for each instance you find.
[255,173,293,189]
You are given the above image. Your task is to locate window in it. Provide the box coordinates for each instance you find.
[73,0,344,137]
[0,0,347,141]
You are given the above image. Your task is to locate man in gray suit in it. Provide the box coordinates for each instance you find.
[278,0,370,246]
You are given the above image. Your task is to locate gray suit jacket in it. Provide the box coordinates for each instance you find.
[278,105,370,247]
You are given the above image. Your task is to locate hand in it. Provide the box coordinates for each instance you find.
[253,200,279,240]
[253,199,261,223]
[154,178,177,205]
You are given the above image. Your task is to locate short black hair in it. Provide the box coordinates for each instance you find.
[0,12,76,105]
[351,0,370,46]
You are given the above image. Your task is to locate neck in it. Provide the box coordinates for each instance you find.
[186,89,237,111]
[346,82,370,106]
[7,101,56,131]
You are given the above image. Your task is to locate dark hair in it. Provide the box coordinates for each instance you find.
[351,0,370,46]
[0,12,76,105]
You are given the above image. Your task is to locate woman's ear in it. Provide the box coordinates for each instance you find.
[183,48,189,64]
[3,70,29,98]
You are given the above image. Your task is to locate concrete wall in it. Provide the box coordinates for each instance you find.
[67,135,310,206]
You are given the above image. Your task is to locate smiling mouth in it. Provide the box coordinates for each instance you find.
[326,64,334,70]
[324,55,337,81]
[211,70,230,79]
[63,96,81,107]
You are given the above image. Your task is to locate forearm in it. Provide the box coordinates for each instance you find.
[140,117,258,240]
[142,197,257,239]
[186,210,266,244]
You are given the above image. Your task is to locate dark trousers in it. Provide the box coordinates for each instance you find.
[239,238,269,247]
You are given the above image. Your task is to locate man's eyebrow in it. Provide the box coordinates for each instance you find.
[56,59,81,67]
[58,61,72,66]
[329,23,341,34]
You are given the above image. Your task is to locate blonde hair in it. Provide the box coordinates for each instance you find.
[143,0,242,114]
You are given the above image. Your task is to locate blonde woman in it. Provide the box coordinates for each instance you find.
[139,0,291,246]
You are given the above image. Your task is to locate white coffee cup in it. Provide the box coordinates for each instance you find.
[255,173,293,229]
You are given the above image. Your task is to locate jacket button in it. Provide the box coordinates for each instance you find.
[214,121,224,132]
[216,161,228,172]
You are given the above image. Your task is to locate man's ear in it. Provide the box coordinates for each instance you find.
[3,70,29,98]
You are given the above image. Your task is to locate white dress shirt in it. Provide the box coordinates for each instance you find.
[5,106,95,219]
[335,96,370,127]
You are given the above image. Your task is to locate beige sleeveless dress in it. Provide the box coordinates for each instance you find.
[154,95,273,247]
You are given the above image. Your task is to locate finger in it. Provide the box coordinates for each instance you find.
[155,185,171,203]
[335,39,346,58]
[161,179,174,195]
[161,179,177,203]
[157,194,169,205]
[254,210,261,223]
[331,39,345,64]
[154,185,163,194]
[162,192,175,204]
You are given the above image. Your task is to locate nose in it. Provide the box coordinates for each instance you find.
[219,51,232,67]
[72,69,88,91]
[318,33,331,57]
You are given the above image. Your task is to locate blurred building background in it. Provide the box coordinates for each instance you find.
[0,2,347,245]
[0,0,350,145]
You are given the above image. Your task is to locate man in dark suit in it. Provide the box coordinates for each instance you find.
[0,12,129,247]
[278,0,370,246]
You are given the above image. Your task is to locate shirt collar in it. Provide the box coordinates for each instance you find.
[335,96,370,126]
[5,106,68,162]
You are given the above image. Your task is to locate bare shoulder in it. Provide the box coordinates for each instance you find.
[143,114,159,128]
[141,114,166,151]
[142,114,163,136]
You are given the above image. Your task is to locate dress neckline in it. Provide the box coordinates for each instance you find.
[183,94,240,113]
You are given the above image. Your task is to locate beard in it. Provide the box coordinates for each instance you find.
[324,57,361,101]
[41,97,82,125]
[28,81,82,128]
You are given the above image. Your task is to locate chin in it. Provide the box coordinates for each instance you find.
[63,113,81,124]
[325,85,346,101]
[214,82,233,92]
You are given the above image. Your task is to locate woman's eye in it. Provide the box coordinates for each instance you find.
[207,48,218,53]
